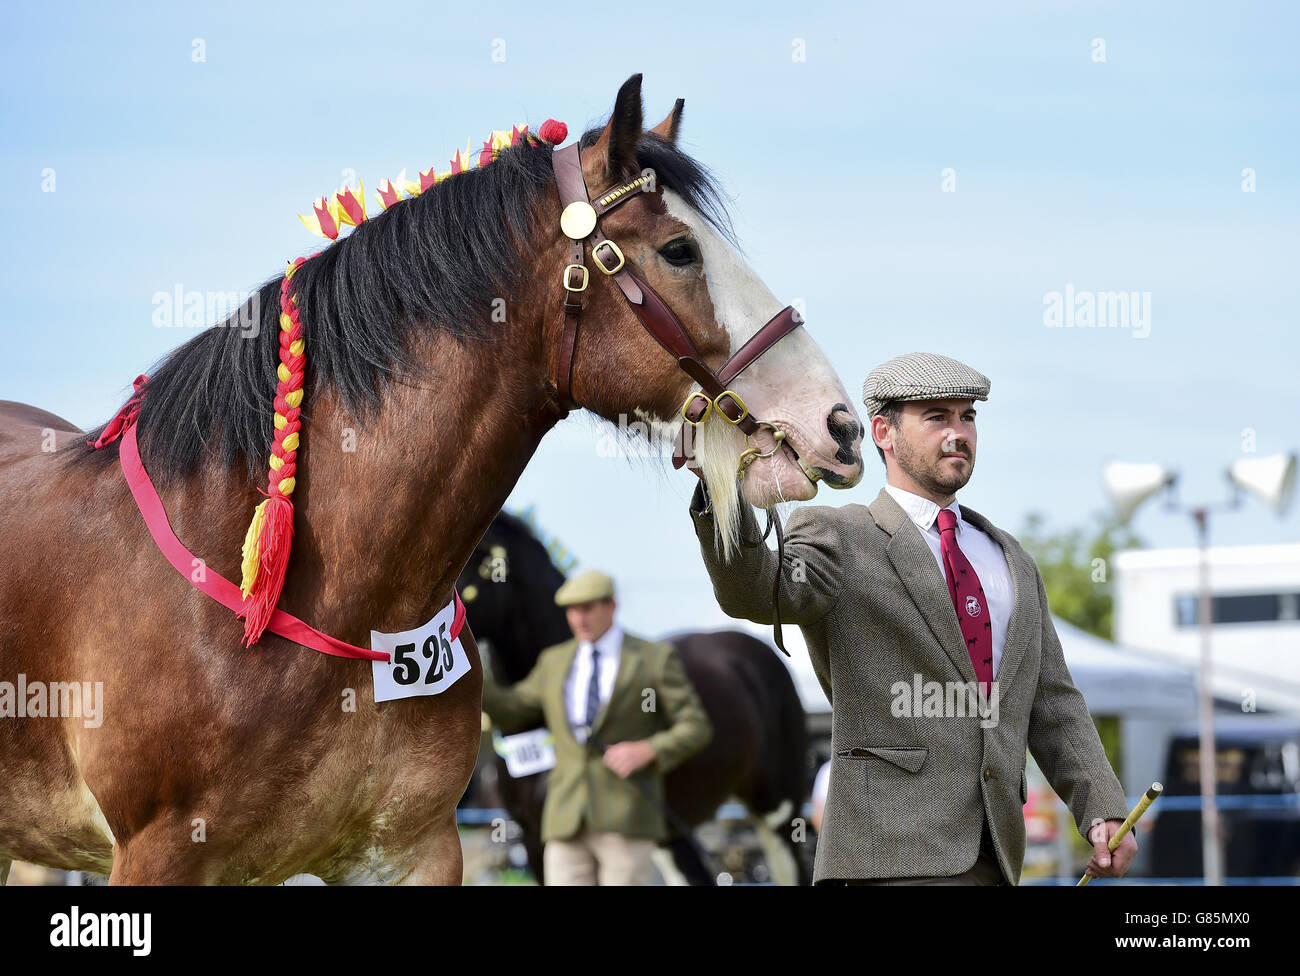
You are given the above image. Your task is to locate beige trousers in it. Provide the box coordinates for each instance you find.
[543,829,658,885]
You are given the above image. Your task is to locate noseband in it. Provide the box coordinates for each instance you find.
[550,142,805,473]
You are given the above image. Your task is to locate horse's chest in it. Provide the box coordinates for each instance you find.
[297,705,474,881]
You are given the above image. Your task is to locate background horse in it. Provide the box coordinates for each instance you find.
[460,511,813,885]
[0,74,862,884]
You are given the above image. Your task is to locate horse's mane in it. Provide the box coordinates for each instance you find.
[74,125,735,486]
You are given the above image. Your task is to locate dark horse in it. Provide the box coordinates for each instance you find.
[459,511,813,885]
[0,75,862,884]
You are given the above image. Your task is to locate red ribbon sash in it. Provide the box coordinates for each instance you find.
[115,423,464,662]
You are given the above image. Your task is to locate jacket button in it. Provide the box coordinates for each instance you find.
[983,767,993,781]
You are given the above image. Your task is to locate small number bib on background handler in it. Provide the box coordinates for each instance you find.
[492,727,558,778]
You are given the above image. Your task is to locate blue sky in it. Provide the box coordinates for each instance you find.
[3,1,1297,637]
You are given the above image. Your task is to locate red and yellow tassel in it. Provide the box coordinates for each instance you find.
[238,256,309,646]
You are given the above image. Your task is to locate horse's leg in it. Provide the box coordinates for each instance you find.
[791,833,813,886]
[748,802,801,886]
[522,827,546,884]
[396,813,463,885]
[496,761,548,883]
[651,843,692,886]
[107,823,211,885]
[663,834,714,886]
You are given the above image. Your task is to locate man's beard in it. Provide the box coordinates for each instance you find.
[896,434,974,495]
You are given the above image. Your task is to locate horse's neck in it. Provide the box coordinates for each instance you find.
[295,328,561,638]
[160,323,561,644]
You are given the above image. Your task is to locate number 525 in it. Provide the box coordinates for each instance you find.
[392,622,454,686]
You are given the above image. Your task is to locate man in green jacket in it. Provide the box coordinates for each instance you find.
[480,569,713,885]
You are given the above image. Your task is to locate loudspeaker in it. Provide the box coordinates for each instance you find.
[1227,453,1297,515]
[1102,461,1176,523]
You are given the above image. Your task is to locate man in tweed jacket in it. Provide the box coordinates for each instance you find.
[687,352,1136,885]
[481,569,712,885]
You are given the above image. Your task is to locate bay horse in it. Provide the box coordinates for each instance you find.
[461,512,813,885]
[0,74,863,885]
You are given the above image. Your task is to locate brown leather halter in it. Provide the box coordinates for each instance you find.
[550,141,802,656]
[551,142,805,472]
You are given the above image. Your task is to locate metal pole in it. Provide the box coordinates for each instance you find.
[1193,508,1223,886]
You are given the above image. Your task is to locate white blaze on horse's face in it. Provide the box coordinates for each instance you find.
[661,190,865,512]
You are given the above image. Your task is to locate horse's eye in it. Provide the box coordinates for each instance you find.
[658,238,699,267]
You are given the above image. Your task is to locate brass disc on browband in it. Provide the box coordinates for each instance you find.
[560,201,597,240]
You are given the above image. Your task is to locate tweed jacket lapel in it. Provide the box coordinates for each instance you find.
[592,632,641,737]
[957,504,1037,692]
[868,487,1038,693]
[870,488,975,684]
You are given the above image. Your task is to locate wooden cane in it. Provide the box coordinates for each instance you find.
[1077,782,1163,886]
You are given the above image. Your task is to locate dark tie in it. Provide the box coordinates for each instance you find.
[584,647,602,730]
[936,508,993,696]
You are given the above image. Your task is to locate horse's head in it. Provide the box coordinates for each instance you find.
[545,75,864,557]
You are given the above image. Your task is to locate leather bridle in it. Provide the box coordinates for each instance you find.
[551,142,805,473]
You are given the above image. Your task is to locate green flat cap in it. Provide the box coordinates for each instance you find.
[862,352,991,419]
[554,569,616,606]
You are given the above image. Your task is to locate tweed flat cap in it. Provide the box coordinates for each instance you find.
[554,569,616,606]
[861,352,991,418]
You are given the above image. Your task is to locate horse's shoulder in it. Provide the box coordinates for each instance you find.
[0,401,87,466]
[0,400,83,434]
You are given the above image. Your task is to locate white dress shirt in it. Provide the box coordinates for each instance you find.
[884,483,1014,678]
[564,623,624,743]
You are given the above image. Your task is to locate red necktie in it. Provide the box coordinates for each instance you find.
[936,508,993,696]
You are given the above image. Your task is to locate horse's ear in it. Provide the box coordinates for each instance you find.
[649,98,684,144]
[588,73,644,180]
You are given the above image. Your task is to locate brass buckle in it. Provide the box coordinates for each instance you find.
[738,422,787,475]
[592,240,625,275]
[680,391,713,426]
[563,263,589,292]
[714,390,749,426]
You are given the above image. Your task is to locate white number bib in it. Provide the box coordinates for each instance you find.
[492,727,557,778]
[370,596,471,702]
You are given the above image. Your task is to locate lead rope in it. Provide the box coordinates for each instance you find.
[734,500,790,658]
[765,510,789,657]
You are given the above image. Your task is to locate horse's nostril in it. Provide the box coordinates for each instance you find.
[832,408,863,441]
[826,407,864,466]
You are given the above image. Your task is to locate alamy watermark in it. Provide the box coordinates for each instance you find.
[891,675,999,729]
[595,413,687,460]
[50,907,150,956]
[0,674,103,728]
[152,284,260,338]
[1043,283,1150,339]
